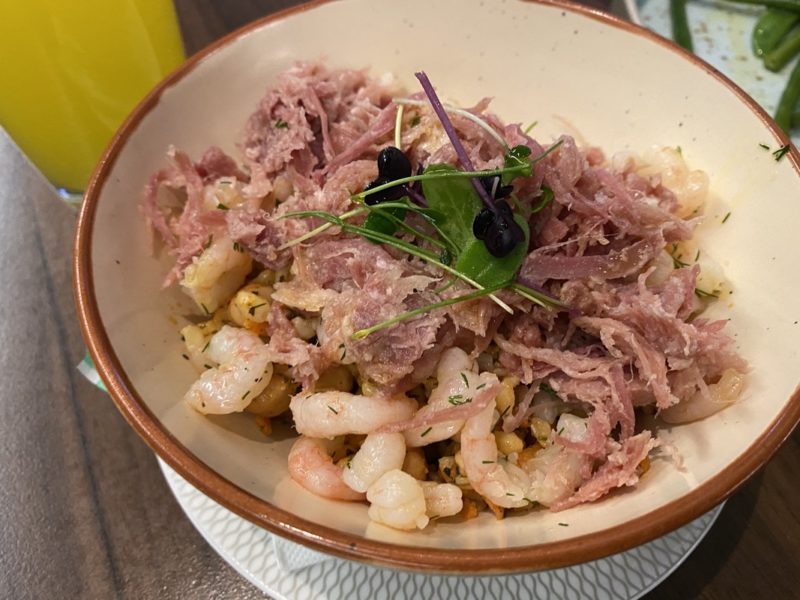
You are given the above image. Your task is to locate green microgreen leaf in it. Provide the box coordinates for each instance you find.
[502,144,533,185]
[362,204,408,239]
[421,164,482,252]
[531,186,554,214]
[456,215,530,288]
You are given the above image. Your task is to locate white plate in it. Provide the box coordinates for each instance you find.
[159,459,723,599]
[639,0,800,145]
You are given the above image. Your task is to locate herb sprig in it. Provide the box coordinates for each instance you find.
[278,73,567,339]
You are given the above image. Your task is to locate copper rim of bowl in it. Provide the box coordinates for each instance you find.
[74,0,800,574]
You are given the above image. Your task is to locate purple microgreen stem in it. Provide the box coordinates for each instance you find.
[415,71,498,213]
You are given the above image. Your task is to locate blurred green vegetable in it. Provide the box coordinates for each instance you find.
[774,57,800,129]
[752,9,800,56]
[671,0,694,51]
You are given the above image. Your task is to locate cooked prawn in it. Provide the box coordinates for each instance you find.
[184,325,273,414]
[366,469,429,530]
[287,436,365,501]
[290,391,416,438]
[180,234,252,313]
[404,348,475,447]
[342,433,406,494]
[420,481,463,519]
[460,402,530,509]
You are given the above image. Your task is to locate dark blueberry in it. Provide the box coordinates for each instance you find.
[377,146,412,181]
[482,200,525,258]
[363,177,408,205]
[472,208,494,240]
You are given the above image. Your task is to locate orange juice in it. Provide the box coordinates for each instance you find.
[0,0,184,191]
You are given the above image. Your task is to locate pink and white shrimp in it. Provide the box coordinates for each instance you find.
[460,402,531,509]
[342,433,406,494]
[404,348,485,446]
[184,325,272,414]
[287,436,365,501]
[290,391,416,438]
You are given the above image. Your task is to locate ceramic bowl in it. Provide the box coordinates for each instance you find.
[74,0,800,573]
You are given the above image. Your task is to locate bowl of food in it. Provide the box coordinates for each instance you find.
[73,0,800,573]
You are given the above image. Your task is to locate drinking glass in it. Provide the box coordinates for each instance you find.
[0,0,185,201]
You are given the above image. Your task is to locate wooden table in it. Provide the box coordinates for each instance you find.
[1,1,798,597]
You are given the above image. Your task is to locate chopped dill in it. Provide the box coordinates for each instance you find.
[773,144,791,161]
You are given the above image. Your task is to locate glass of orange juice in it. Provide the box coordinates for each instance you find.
[0,0,185,199]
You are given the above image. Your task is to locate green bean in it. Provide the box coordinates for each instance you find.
[724,0,800,10]
[774,54,800,130]
[753,9,800,56]
[764,26,800,70]
[671,0,693,51]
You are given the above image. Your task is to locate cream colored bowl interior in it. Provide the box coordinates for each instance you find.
[89,0,800,552]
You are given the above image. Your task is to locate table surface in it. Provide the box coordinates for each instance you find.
[2,1,798,598]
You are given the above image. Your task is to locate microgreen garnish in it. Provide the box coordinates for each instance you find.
[482,460,495,464]
[461,373,469,388]
[421,427,432,437]
[448,394,472,406]
[524,121,538,134]
[283,210,515,314]
[773,144,791,161]
[392,96,507,149]
[353,284,506,339]
[278,74,568,340]
[339,343,347,360]
[200,303,210,316]
[415,71,501,215]
[530,186,554,214]
[502,144,533,185]
[499,405,511,419]
[722,212,731,224]
[694,249,701,261]
[327,405,339,414]
[241,390,250,401]
[216,203,229,210]
[201,340,210,352]
[558,522,569,527]
[249,303,267,316]
[759,142,770,150]
[394,103,404,149]
[233,242,244,253]
[181,353,189,360]
[476,383,487,390]
[275,118,289,129]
